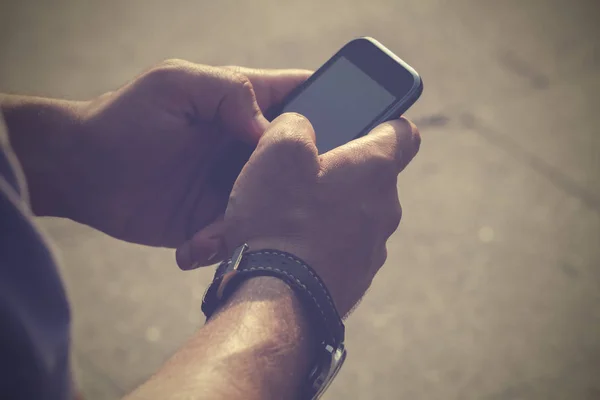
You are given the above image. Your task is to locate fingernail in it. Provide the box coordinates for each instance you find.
[176,243,192,270]
[207,251,219,263]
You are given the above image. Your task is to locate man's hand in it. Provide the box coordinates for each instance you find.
[129,113,420,400]
[178,112,420,316]
[1,61,310,247]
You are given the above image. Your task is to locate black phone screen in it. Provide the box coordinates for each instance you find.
[281,56,396,153]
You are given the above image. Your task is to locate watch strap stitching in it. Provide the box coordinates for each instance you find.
[249,250,342,329]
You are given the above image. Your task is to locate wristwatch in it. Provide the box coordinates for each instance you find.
[202,243,347,399]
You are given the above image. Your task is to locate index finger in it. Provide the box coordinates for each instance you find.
[318,117,420,188]
[363,117,421,172]
[332,117,420,174]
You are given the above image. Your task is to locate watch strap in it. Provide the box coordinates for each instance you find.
[202,247,345,348]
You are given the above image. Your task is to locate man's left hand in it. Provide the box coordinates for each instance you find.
[2,60,310,249]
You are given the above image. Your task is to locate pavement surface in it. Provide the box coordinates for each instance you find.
[1,0,599,399]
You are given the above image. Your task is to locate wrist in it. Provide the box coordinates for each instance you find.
[209,276,316,396]
[125,276,316,400]
[203,245,347,399]
[0,94,88,217]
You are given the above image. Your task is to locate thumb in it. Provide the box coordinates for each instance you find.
[257,112,318,156]
[176,218,229,270]
[249,112,320,179]
[209,70,270,143]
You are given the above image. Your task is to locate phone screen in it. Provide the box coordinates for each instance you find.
[282,56,396,153]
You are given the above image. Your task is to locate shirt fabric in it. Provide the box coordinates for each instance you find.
[0,115,72,399]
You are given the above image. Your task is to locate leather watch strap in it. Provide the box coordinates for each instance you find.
[202,247,345,348]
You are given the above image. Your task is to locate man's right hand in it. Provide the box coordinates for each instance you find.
[177,112,420,316]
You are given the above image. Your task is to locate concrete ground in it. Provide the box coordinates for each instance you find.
[1,0,599,399]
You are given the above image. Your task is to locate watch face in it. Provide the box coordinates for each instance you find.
[312,344,347,399]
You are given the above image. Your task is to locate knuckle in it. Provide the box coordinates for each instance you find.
[408,121,422,151]
[382,195,402,236]
[230,71,252,88]
[225,69,253,92]
[268,113,315,153]
[280,112,312,127]
[372,150,396,171]
[367,148,397,181]
[367,246,388,279]
[398,117,421,153]
[272,132,314,158]
[221,69,257,105]
[161,58,188,68]
[396,116,414,133]
[390,201,403,232]
[376,246,388,269]
[147,59,190,83]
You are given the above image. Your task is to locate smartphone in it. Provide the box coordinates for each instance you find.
[265,37,422,152]
[210,37,422,191]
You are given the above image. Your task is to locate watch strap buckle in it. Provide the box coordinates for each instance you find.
[216,243,248,299]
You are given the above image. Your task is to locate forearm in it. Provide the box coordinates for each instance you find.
[0,94,86,217]
[124,276,315,400]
